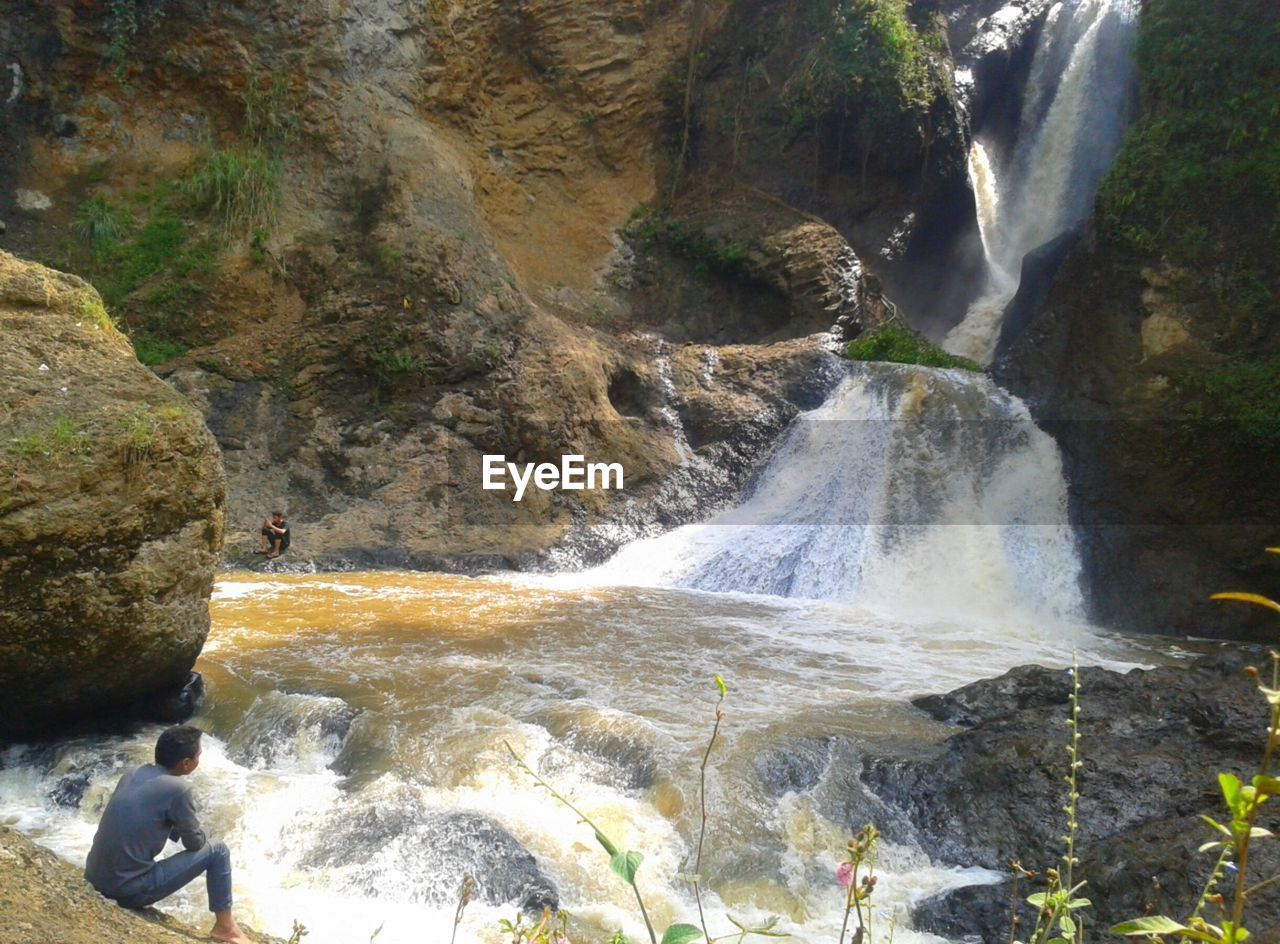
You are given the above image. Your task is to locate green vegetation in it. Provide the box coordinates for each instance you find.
[183,149,282,236]
[784,0,943,179]
[133,335,189,365]
[78,295,116,331]
[105,0,166,75]
[1172,357,1280,457]
[369,348,437,384]
[7,417,87,462]
[1094,0,1279,458]
[73,195,129,246]
[843,322,982,372]
[629,210,749,279]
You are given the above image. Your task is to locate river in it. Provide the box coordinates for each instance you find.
[0,563,1182,943]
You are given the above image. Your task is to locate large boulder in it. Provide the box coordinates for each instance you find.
[863,651,1280,939]
[0,253,226,740]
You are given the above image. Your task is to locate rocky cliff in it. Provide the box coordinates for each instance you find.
[0,0,952,568]
[0,253,226,738]
[995,0,1280,636]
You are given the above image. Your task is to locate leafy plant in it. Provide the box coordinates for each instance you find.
[1013,654,1091,944]
[1111,554,1280,944]
[369,348,436,383]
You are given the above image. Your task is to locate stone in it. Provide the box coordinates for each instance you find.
[862,650,1280,939]
[0,253,226,738]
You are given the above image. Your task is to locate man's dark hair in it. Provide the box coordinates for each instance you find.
[272,510,283,517]
[155,725,203,769]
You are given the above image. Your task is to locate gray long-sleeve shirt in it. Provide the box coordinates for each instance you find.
[84,764,207,896]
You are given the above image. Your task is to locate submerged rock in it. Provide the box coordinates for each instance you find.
[0,253,226,739]
[304,794,558,914]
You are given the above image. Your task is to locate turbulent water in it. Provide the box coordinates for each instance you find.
[0,362,1182,944]
[945,0,1141,364]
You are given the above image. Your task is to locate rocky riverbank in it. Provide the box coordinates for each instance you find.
[869,648,1280,940]
[0,826,284,944]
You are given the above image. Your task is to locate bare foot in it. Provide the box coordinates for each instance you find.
[208,920,248,936]
[210,927,251,944]
[266,552,279,559]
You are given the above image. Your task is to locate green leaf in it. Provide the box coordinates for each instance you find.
[1067,897,1092,910]
[1202,815,1233,836]
[595,829,619,857]
[715,675,727,699]
[1221,773,1244,811]
[1249,827,1274,839]
[1060,915,1076,935]
[1111,916,1191,935]
[610,850,643,886]
[1026,893,1049,907]
[660,925,703,944]
[1199,840,1228,852]
[1253,775,1280,796]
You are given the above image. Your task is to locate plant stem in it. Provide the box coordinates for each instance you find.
[692,696,724,944]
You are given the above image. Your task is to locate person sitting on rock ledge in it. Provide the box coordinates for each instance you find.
[84,725,251,944]
[256,511,290,559]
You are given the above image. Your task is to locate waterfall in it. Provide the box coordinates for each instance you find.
[944,0,1140,364]
[588,362,1085,627]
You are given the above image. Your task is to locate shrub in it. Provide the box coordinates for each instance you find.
[843,322,982,372]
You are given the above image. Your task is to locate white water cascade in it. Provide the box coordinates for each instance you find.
[944,0,1140,364]
[585,362,1085,628]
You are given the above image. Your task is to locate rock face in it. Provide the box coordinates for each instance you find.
[0,253,226,739]
[0,826,283,944]
[0,0,940,569]
[864,652,1280,940]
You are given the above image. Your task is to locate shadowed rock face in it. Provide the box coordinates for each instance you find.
[0,253,226,739]
[862,651,1280,940]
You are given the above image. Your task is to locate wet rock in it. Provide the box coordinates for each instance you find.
[910,881,1011,943]
[753,736,833,798]
[862,649,1280,938]
[305,800,558,914]
[48,773,91,808]
[139,672,205,724]
[538,705,661,791]
[225,691,359,770]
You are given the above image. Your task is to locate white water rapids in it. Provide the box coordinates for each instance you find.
[0,362,1184,944]
[944,0,1140,364]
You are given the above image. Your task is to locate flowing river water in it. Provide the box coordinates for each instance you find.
[0,365,1194,944]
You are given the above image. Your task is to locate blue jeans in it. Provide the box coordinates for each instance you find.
[114,841,233,913]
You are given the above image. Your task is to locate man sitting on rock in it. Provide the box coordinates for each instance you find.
[85,725,250,944]
[256,510,290,559]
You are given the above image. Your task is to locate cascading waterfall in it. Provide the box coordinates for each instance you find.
[944,0,1141,364]
[587,362,1085,627]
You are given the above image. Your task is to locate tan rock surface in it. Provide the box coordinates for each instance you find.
[0,827,283,944]
[0,253,226,738]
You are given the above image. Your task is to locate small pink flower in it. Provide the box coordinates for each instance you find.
[836,862,854,888]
